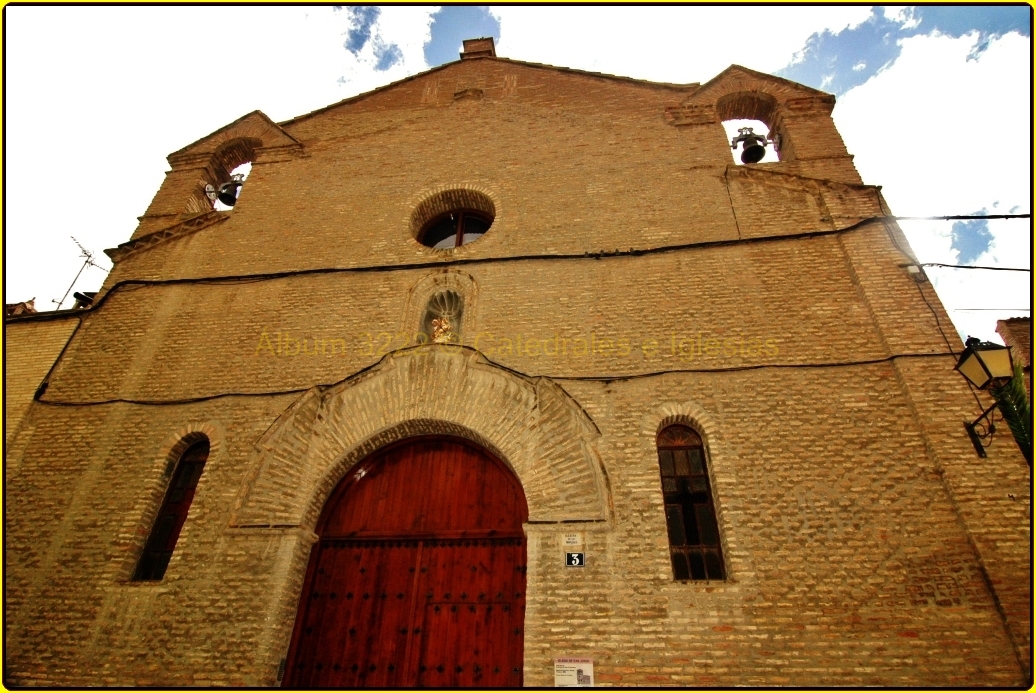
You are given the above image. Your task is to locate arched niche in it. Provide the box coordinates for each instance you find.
[137,110,303,223]
[401,270,479,345]
[210,137,262,187]
[670,65,855,179]
[716,90,778,128]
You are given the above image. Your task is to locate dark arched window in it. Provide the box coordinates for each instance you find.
[656,425,725,580]
[133,439,210,581]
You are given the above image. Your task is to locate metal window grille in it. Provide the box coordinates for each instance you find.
[657,425,725,580]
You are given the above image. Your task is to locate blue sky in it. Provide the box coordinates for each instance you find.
[780,5,1031,95]
[775,4,1030,281]
[4,6,1030,341]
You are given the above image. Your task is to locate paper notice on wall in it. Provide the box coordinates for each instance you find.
[554,657,593,687]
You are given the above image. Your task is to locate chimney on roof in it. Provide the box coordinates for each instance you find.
[460,37,496,60]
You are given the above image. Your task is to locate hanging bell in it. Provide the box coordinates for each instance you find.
[216,173,246,207]
[740,141,767,164]
[216,181,242,207]
[731,127,769,164]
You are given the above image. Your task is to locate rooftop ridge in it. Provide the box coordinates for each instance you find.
[277,56,702,129]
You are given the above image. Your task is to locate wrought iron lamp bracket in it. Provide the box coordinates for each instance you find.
[964,400,1003,458]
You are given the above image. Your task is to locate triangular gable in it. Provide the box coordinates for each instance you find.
[679,64,832,111]
[168,110,302,164]
[682,64,830,106]
[277,63,458,128]
[277,57,698,129]
[665,64,834,127]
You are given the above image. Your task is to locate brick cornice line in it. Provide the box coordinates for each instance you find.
[167,142,304,169]
[724,162,880,195]
[104,212,229,264]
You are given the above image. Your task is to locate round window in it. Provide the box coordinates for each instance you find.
[418,209,493,249]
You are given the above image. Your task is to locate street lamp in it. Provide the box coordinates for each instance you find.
[955,337,1015,458]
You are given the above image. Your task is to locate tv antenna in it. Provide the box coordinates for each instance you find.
[53,237,107,310]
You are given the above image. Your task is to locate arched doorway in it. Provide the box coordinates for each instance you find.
[282,436,528,688]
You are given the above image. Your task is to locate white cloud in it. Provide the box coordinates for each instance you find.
[334,6,437,97]
[491,6,873,83]
[4,6,437,308]
[833,30,1031,341]
[946,215,1032,341]
[5,5,1028,339]
[882,6,921,30]
[836,31,1030,216]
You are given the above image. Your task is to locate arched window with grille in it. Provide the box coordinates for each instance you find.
[656,425,725,580]
[133,438,210,581]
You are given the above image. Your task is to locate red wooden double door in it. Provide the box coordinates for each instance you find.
[283,437,529,688]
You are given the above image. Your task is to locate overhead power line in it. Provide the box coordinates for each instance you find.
[922,263,1031,272]
[891,213,1031,221]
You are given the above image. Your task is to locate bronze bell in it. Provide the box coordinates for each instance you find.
[216,181,242,207]
[205,172,247,208]
[740,141,767,164]
[731,127,768,164]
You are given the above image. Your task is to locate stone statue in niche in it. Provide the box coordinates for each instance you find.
[431,316,455,344]
[421,289,463,344]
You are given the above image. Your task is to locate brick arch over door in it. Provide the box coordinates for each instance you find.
[229,346,612,531]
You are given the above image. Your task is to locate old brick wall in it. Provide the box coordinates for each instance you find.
[5,55,1029,686]
[997,317,1032,398]
[4,314,79,446]
[997,318,1032,369]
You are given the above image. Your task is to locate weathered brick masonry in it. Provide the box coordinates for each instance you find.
[5,44,1030,686]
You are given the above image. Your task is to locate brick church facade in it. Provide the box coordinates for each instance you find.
[5,38,1030,686]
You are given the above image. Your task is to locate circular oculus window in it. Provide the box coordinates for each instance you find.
[418,209,493,249]
[411,189,496,250]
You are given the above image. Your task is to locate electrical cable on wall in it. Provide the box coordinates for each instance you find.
[35,348,960,407]
[15,213,1025,322]
[14,213,1030,323]
[18,215,1027,413]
